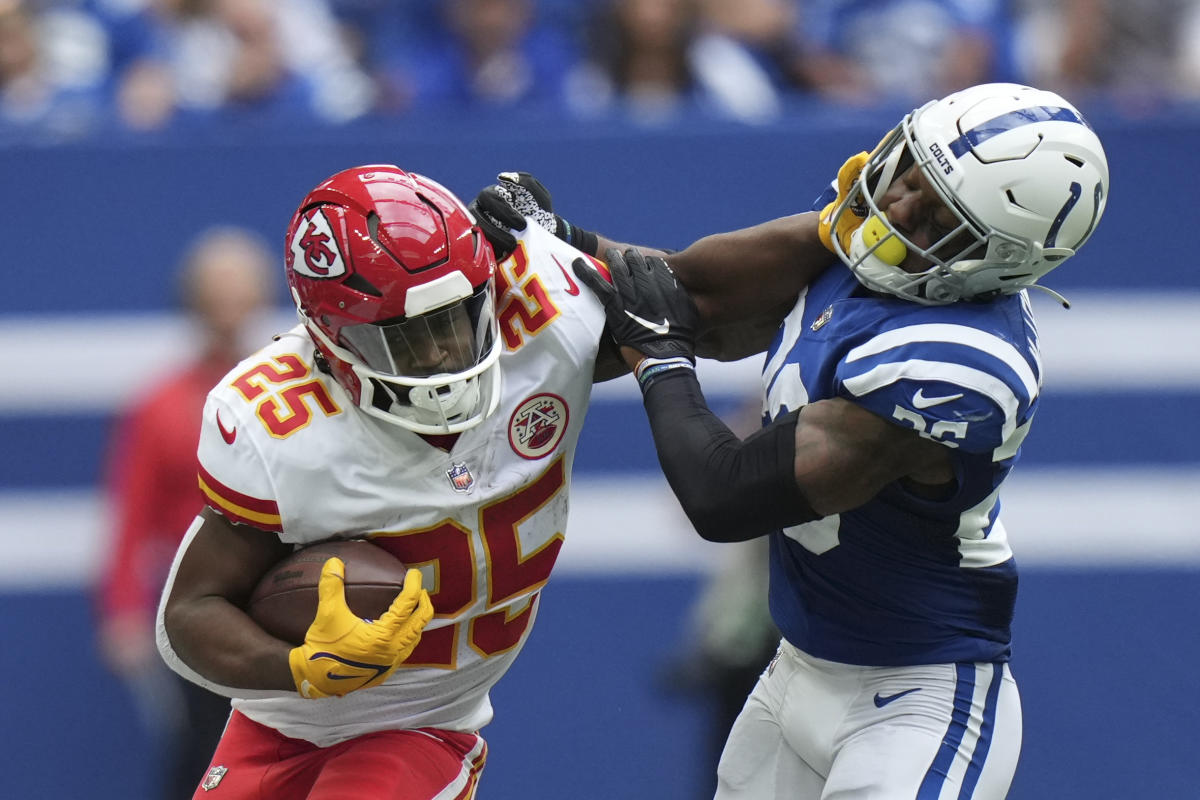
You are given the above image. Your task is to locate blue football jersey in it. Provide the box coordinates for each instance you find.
[762,264,1042,666]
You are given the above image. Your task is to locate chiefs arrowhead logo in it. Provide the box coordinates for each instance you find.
[289,208,347,279]
[215,410,237,445]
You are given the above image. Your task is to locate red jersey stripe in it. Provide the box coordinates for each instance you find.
[197,466,282,531]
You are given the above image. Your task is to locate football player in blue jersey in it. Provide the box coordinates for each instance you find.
[473,83,1108,799]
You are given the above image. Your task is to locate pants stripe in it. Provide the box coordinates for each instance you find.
[453,738,487,800]
[958,663,1004,798]
[431,734,487,800]
[916,663,977,799]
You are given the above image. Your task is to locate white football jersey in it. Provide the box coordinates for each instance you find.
[177,224,607,746]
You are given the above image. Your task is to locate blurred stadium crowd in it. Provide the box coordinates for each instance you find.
[4,0,1200,140]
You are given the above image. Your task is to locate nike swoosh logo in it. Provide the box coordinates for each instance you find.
[624,310,670,335]
[912,389,964,409]
[551,254,580,296]
[215,410,237,444]
[310,652,391,684]
[873,688,922,708]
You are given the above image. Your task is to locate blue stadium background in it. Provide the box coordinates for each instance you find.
[2,102,1199,798]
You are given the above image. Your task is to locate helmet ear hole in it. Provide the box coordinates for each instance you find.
[342,272,382,297]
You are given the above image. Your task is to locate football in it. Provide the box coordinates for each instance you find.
[247,538,409,646]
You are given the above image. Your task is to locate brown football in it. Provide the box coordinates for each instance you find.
[247,539,408,646]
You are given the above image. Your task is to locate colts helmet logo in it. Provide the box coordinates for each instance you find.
[290,208,347,279]
[508,393,569,460]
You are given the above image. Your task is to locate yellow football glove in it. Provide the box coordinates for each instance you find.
[817,150,870,256]
[288,558,433,699]
[817,131,898,256]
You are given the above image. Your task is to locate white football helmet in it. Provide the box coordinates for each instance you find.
[827,83,1109,304]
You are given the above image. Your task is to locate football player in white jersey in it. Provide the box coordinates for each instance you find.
[155,164,654,799]
[479,83,1110,799]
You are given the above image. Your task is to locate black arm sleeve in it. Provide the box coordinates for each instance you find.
[641,369,820,542]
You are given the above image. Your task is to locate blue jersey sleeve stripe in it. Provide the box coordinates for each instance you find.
[844,323,1040,401]
[841,359,1021,443]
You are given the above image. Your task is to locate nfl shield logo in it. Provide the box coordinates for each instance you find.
[201,765,228,791]
[446,462,474,493]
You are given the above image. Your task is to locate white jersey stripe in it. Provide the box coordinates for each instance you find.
[763,362,808,418]
[762,289,809,397]
[992,418,1032,463]
[844,323,1040,401]
[955,490,1013,568]
[841,359,1021,443]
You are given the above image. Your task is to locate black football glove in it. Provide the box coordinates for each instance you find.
[573,248,699,363]
[469,172,562,262]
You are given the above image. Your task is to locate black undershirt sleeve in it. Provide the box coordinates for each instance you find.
[640,369,821,542]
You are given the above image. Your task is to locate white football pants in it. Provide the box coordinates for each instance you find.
[714,640,1021,800]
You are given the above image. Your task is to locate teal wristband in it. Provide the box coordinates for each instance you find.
[560,218,599,257]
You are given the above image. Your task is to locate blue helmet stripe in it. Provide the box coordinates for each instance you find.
[948,106,1089,158]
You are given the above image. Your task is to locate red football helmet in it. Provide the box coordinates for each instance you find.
[284,164,501,434]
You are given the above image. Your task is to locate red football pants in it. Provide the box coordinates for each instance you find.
[192,711,486,799]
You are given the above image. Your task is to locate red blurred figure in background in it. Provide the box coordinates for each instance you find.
[95,226,276,799]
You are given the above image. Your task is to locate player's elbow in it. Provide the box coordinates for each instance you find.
[687,504,765,543]
[158,595,195,665]
[672,481,788,543]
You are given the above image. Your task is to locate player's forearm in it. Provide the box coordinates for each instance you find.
[641,369,819,541]
[591,233,671,260]
[163,596,295,691]
[667,212,831,327]
[581,214,834,360]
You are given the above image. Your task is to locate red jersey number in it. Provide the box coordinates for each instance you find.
[373,456,566,668]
